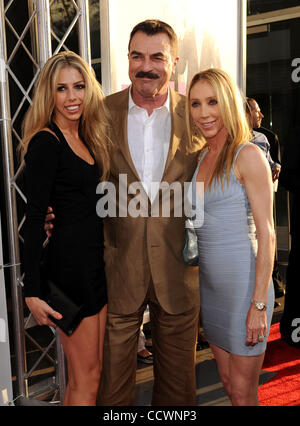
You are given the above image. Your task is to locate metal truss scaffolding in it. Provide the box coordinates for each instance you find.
[0,0,91,404]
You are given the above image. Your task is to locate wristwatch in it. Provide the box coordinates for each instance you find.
[251,298,267,311]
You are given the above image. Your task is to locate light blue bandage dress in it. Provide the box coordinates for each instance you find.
[192,143,274,356]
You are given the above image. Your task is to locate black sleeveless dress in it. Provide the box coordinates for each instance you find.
[23,123,107,317]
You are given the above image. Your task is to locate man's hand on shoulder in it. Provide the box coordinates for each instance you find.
[45,206,55,237]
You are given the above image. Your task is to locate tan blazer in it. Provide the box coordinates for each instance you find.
[103,87,202,315]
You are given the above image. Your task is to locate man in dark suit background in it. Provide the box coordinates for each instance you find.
[247,97,285,300]
[258,126,281,167]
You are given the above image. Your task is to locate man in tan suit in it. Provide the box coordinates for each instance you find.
[98,20,201,406]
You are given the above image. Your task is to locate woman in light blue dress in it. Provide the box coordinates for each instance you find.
[186,69,275,406]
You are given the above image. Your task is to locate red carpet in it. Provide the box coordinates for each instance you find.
[258,323,300,406]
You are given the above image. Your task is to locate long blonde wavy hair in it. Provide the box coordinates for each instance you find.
[186,68,251,190]
[20,51,111,180]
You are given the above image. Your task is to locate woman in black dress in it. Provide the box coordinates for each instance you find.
[20,51,110,405]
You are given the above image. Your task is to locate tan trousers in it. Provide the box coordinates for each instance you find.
[97,280,199,406]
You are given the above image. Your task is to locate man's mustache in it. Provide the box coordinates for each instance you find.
[135,71,159,79]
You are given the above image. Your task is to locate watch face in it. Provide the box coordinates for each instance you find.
[251,299,266,310]
[257,302,264,310]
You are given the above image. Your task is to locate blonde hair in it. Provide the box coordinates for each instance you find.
[186,68,251,189]
[20,51,111,180]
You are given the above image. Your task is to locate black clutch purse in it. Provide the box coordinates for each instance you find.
[46,280,84,336]
[182,218,199,266]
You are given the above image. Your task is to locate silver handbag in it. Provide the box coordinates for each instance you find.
[182,218,199,266]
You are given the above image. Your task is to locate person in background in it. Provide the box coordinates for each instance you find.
[21,51,109,405]
[247,97,285,300]
[137,327,153,364]
[246,98,281,181]
[137,306,153,364]
[187,68,275,405]
[249,98,281,168]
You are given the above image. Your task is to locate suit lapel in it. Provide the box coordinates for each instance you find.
[114,88,140,182]
[162,88,186,179]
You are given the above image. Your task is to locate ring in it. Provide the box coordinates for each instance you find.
[258,336,265,341]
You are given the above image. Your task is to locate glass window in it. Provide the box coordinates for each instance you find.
[50,0,79,53]
[50,0,102,82]
[247,0,300,16]
[89,0,102,82]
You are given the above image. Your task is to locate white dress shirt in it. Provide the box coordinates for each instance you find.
[128,88,171,203]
